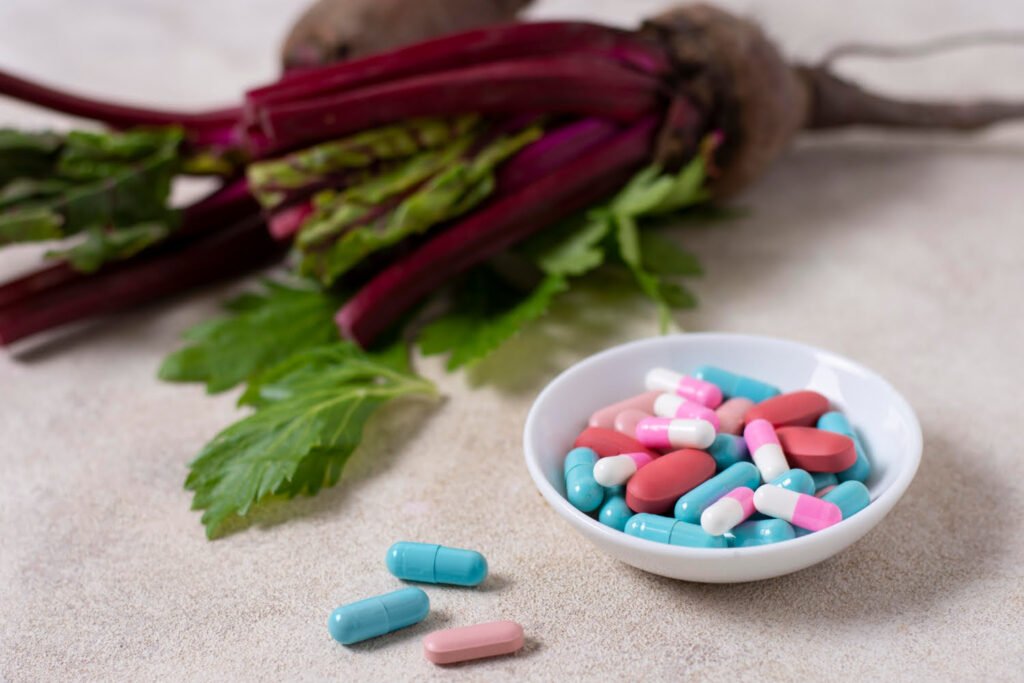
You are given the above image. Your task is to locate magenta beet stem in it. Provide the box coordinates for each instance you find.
[335,116,659,346]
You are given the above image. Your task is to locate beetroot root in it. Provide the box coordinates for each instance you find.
[282,0,535,69]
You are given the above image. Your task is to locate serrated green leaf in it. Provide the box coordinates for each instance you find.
[159,280,344,393]
[420,272,568,370]
[522,212,612,277]
[185,343,435,538]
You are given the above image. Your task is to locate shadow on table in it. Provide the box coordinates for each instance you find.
[620,429,1011,626]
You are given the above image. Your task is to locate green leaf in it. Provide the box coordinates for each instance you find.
[420,272,568,370]
[0,129,62,184]
[46,222,172,273]
[639,231,703,276]
[247,116,479,209]
[185,343,435,538]
[0,127,182,245]
[299,124,542,285]
[159,280,344,393]
[522,212,612,277]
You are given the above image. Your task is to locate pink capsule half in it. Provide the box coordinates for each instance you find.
[636,417,715,451]
[644,368,723,408]
[588,391,661,429]
[744,419,790,482]
[753,485,842,532]
[652,394,720,430]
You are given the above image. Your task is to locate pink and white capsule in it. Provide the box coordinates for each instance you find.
[700,486,755,536]
[644,368,723,408]
[753,484,843,531]
[593,452,655,487]
[653,393,720,430]
[744,418,790,482]
[635,417,716,451]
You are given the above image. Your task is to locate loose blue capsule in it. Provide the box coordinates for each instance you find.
[674,461,760,523]
[770,468,815,495]
[328,587,429,645]
[598,487,632,532]
[625,513,727,548]
[817,411,871,483]
[386,542,488,586]
[811,472,839,493]
[563,447,604,512]
[708,433,750,471]
[693,365,781,403]
[821,480,871,519]
[728,519,796,547]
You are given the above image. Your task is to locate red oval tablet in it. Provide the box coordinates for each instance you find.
[776,426,856,472]
[574,427,657,458]
[744,390,829,428]
[625,448,715,514]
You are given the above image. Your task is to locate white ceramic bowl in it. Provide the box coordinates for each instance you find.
[523,333,922,583]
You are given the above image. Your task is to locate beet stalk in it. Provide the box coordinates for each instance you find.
[335,116,659,345]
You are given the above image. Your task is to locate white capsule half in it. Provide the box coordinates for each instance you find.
[593,452,653,487]
[700,486,755,536]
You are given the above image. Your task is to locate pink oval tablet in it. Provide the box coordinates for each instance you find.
[744,390,829,428]
[715,397,754,435]
[423,620,524,665]
[588,391,660,429]
[626,448,715,514]
[613,409,651,436]
[776,426,856,472]
[574,427,657,458]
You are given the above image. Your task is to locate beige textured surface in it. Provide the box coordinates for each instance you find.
[2,1,1023,680]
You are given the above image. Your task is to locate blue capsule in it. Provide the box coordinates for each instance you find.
[821,480,871,519]
[693,365,781,403]
[563,447,604,512]
[386,542,487,586]
[674,461,760,523]
[728,519,796,547]
[625,513,727,548]
[598,486,632,532]
[708,433,750,471]
[770,468,815,496]
[328,587,429,645]
[817,411,871,483]
[811,472,839,493]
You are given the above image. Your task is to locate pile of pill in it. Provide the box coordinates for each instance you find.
[564,365,872,547]
[328,542,524,664]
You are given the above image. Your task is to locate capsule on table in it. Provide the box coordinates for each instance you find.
[589,391,661,429]
[328,587,429,645]
[753,484,842,532]
[625,513,727,548]
[708,433,749,471]
[693,365,781,403]
[715,397,754,435]
[386,542,488,587]
[674,461,760,523]
[728,519,796,547]
[821,480,871,519]
[644,368,723,408]
[563,447,604,512]
[769,468,815,496]
[811,472,839,494]
[700,486,755,535]
[744,419,790,482]
[636,417,715,451]
[653,393,720,430]
[613,409,651,437]
[593,452,654,487]
[598,487,633,531]
[423,620,525,665]
[817,411,872,483]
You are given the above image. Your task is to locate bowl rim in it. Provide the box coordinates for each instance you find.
[522,332,923,561]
